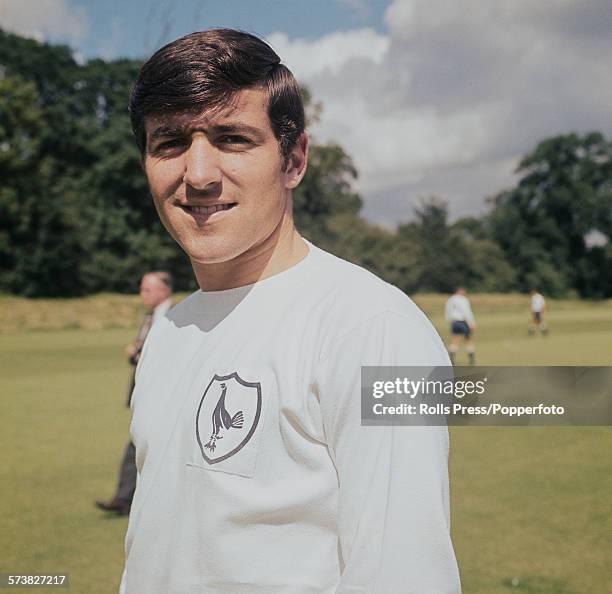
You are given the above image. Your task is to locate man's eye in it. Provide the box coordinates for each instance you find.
[219,135,250,145]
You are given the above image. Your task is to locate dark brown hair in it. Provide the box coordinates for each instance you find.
[129,29,304,163]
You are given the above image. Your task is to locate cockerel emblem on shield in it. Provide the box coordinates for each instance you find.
[203,382,244,452]
[196,372,262,464]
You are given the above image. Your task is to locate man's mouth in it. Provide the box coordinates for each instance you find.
[181,203,236,215]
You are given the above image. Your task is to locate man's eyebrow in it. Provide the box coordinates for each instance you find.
[210,123,265,139]
[148,126,185,142]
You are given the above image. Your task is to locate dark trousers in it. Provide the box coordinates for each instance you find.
[115,441,137,504]
[114,366,138,504]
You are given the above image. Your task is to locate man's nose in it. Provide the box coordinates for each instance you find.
[183,136,221,189]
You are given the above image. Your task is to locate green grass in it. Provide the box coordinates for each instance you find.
[0,329,133,594]
[413,293,612,366]
[1,296,611,593]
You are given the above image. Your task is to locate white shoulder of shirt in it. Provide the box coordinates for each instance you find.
[303,245,446,359]
[309,244,430,316]
[143,244,439,355]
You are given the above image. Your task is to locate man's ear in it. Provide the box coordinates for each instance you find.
[284,132,308,189]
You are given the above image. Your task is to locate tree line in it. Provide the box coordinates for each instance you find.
[1,30,611,298]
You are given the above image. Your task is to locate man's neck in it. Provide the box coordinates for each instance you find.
[192,215,309,292]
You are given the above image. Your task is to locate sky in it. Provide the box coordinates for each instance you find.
[1,0,611,226]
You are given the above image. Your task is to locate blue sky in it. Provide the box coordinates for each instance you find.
[2,0,611,225]
[42,0,391,61]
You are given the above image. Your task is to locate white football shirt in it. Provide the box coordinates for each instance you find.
[120,242,461,594]
[531,293,546,313]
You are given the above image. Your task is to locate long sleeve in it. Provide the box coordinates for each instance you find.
[316,310,461,594]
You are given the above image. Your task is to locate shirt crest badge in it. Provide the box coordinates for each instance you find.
[196,372,262,464]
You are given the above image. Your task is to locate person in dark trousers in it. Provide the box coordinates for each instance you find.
[95,271,172,516]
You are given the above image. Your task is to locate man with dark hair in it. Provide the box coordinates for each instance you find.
[121,29,460,593]
[96,272,173,516]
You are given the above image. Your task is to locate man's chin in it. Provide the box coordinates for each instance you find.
[185,244,244,267]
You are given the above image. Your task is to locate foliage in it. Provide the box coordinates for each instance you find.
[398,198,517,294]
[489,133,612,297]
[293,142,362,245]
[0,72,83,296]
[322,213,421,293]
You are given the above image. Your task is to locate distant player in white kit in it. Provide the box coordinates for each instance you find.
[445,287,476,364]
[529,289,548,335]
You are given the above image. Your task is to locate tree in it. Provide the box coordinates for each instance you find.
[397,198,517,294]
[323,213,421,293]
[398,198,470,293]
[451,217,517,292]
[489,132,612,297]
[0,74,83,295]
[293,141,362,246]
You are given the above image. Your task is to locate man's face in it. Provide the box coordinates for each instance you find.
[140,275,169,309]
[143,88,304,265]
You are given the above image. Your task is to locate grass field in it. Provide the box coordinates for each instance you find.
[1,294,611,593]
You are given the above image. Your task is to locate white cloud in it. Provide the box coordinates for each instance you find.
[267,29,389,79]
[0,0,88,43]
[269,0,612,224]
